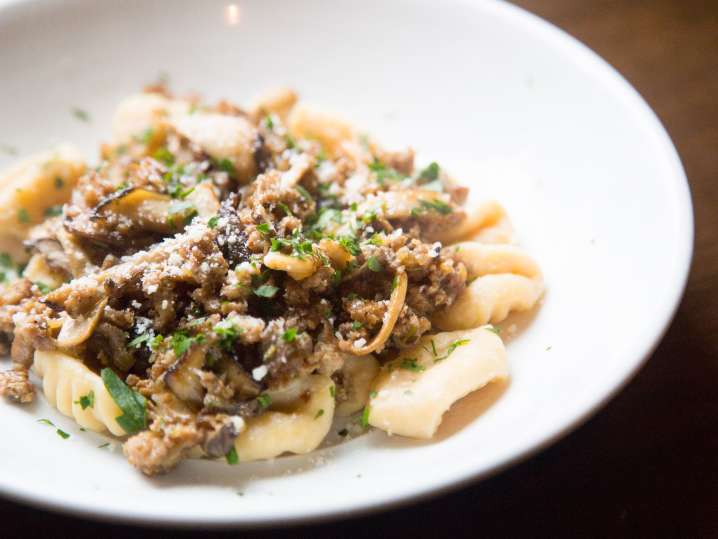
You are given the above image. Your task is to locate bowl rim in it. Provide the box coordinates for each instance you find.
[0,0,694,528]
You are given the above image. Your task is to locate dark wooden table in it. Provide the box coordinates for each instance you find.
[2,1,716,537]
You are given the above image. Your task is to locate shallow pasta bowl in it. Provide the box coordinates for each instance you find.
[0,0,692,527]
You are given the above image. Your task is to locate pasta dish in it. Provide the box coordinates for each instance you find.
[0,87,543,475]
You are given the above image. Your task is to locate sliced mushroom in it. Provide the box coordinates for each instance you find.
[56,297,108,348]
[99,188,195,234]
[164,344,206,406]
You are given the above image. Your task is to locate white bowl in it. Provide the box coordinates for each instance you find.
[0,0,692,527]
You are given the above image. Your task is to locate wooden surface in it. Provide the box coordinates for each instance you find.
[2,1,717,537]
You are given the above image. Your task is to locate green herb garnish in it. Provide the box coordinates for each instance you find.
[34,282,53,294]
[75,391,95,410]
[214,319,242,350]
[257,393,272,409]
[399,358,424,372]
[282,327,298,343]
[71,107,91,122]
[101,368,147,434]
[207,215,219,229]
[418,162,440,182]
[256,223,271,234]
[254,284,279,298]
[366,256,382,272]
[225,446,239,465]
[296,185,313,202]
[153,147,175,166]
[314,409,325,420]
[44,205,63,217]
[170,331,204,357]
[17,208,30,224]
[351,321,363,331]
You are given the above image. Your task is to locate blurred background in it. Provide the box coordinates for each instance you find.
[1,0,716,537]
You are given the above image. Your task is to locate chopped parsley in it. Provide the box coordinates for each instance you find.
[214,319,242,350]
[37,418,70,439]
[44,205,63,217]
[253,284,279,298]
[338,235,360,256]
[128,333,151,349]
[225,446,239,465]
[257,393,272,409]
[153,147,175,166]
[282,327,298,343]
[329,385,336,398]
[17,208,30,224]
[369,390,378,399]
[101,368,147,434]
[314,409,325,420]
[368,159,404,184]
[207,215,219,229]
[417,162,440,182]
[366,256,382,272]
[136,128,154,144]
[399,358,424,372]
[170,331,204,357]
[277,202,293,216]
[296,185,313,202]
[264,115,274,129]
[433,338,471,362]
[71,107,91,122]
[34,282,53,294]
[351,321,363,331]
[75,391,95,410]
[411,199,453,217]
[360,405,371,428]
[54,177,65,189]
[256,223,271,234]
[214,158,237,178]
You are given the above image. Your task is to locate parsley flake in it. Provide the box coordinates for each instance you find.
[254,284,279,298]
[17,208,30,224]
[366,256,382,272]
[400,358,424,372]
[314,409,325,420]
[225,446,239,465]
[71,107,91,122]
[101,368,147,434]
[75,390,95,410]
[207,215,219,229]
[257,393,272,409]
[282,327,298,343]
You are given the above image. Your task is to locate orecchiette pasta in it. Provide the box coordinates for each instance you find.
[233,375,335,462]
[434,242,544,331]
[368,326,508,438]
[33,351,127,436]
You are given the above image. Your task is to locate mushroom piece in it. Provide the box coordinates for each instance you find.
[56,297,108,348]
[164,344,206,406]
[99,188,196,234]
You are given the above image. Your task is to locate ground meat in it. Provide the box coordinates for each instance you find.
[0,367,35,403]
[123,427,201,476]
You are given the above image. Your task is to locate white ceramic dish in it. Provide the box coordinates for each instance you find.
[0,0,692,527]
